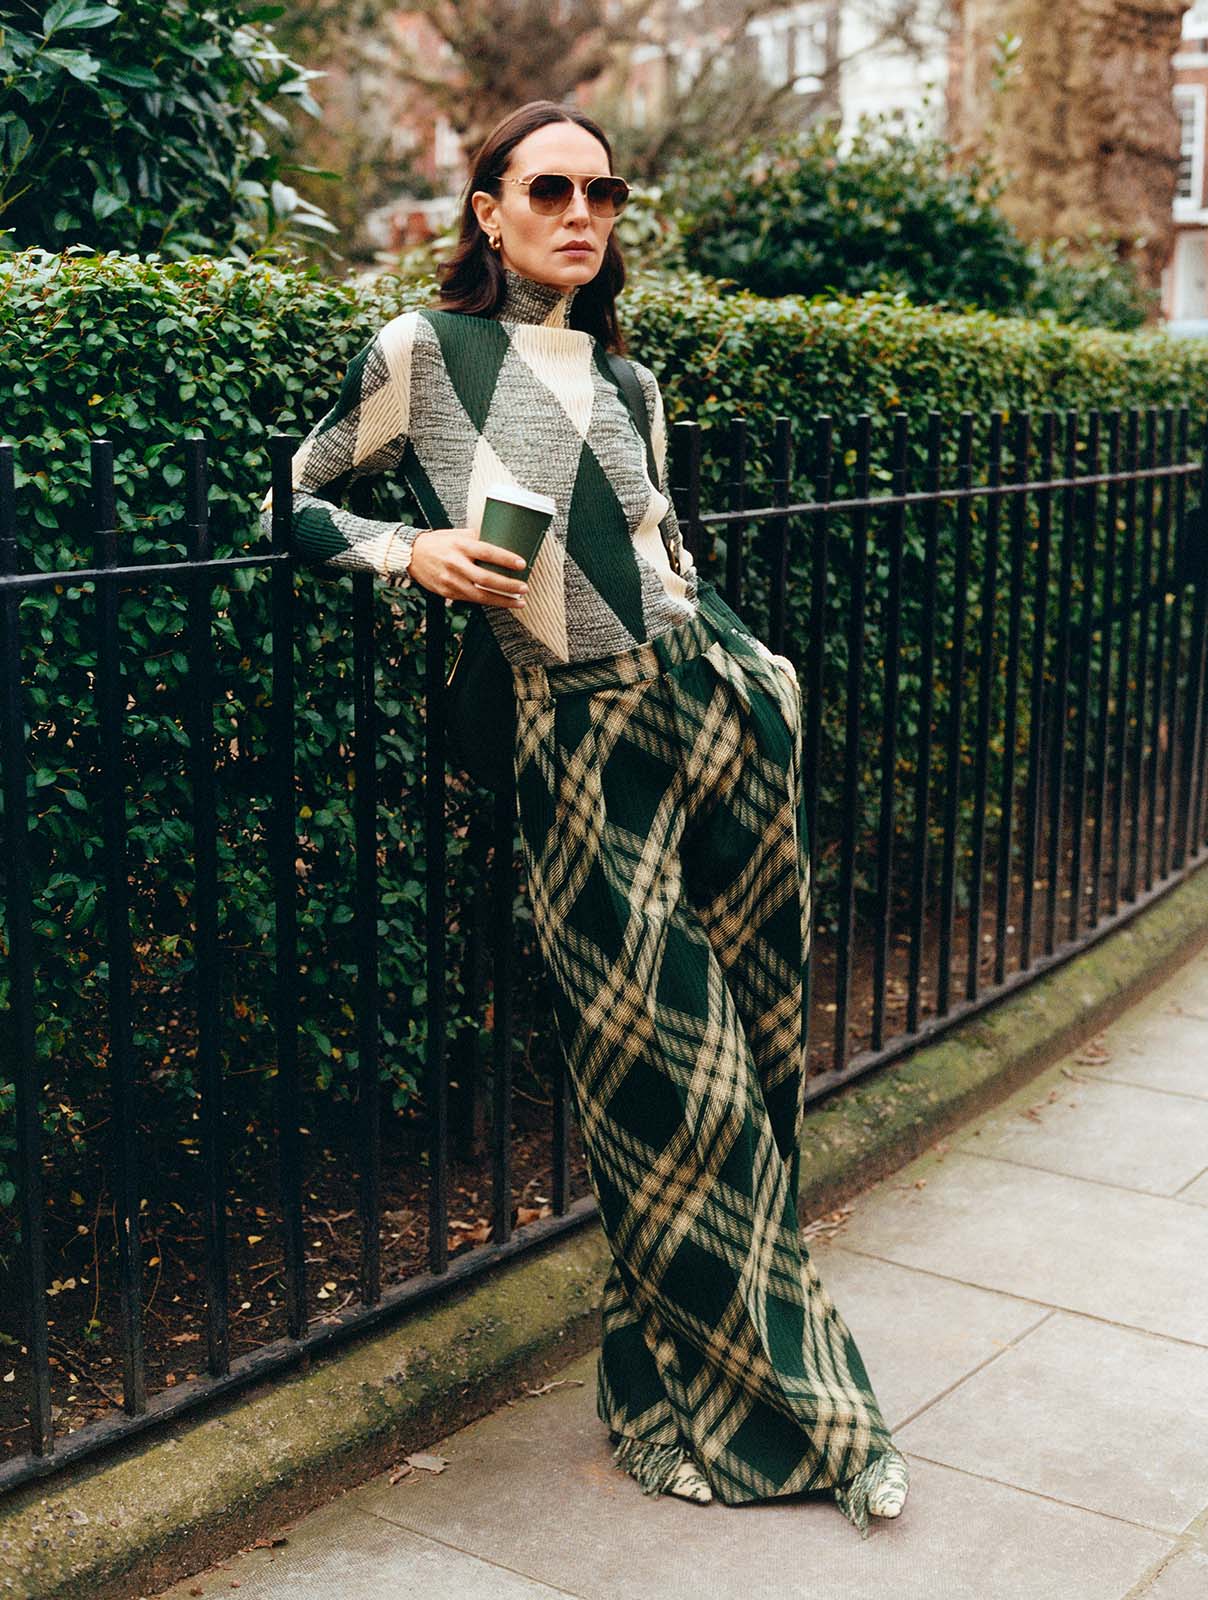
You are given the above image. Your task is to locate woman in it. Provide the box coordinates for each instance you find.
[260,99,909,1534]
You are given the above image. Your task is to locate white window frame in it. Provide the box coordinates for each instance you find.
[791,19,827,79]
[1174,85,1206,217]
[1185,0,1208,41]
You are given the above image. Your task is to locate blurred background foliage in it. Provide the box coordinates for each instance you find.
[661,116,1156,330]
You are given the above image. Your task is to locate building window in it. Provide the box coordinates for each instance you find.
[1175,87,1204,210]
[1185,0,1208,41]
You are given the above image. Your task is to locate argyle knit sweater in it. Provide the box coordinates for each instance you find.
[259,265,704,667]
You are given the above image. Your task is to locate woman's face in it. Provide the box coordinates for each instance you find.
[471,121,618,292]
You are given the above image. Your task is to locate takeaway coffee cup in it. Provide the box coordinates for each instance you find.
[474,482,556,580]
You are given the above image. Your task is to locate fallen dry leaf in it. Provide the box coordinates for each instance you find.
[1074,1036,1112,1065]
[800,1203,854,1241]
[448,1219,491,1248]
[404,1451,449,1474]
[524,1377,586,1398]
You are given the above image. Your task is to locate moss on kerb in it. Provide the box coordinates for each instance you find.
[2,863,1206,1600]
[0,1227,612,1600]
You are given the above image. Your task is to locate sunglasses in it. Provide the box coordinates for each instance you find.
[500,172,630,217]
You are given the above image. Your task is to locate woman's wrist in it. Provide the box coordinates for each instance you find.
[379,524,421,586]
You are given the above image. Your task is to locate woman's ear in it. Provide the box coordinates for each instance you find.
[469,190,498,237]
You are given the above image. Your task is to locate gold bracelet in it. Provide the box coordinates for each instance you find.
[379,526,400,579]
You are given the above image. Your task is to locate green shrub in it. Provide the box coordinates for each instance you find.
[664,116,1159,334]
[1024,232,1158,332]
[665,116,1035,313]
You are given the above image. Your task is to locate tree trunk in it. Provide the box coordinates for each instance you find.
[948,0,1189,289]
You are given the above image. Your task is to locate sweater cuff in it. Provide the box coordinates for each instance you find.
[375,523,422,587]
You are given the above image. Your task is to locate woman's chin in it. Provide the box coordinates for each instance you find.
[544,253,598,283]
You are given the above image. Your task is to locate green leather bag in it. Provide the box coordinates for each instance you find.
[437,351,681,790]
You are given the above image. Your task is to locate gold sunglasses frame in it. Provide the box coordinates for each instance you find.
[499,172,630,217]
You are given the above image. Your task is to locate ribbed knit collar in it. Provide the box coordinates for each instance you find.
[496,264,581,328]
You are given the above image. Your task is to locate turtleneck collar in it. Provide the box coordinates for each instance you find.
[496,264,581,328]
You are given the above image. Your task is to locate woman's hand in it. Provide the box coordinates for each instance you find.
[750,636,798,688]
[408,527,528,608]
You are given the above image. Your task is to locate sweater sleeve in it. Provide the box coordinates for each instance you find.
[258,315,424,587]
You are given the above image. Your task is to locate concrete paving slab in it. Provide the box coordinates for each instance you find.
[1105,1008,1208,1066]
[799,1243,1051,1427]
[894,1309,1208,1533]
[951,1074,1208,1195]
[1137,1544,1208,1598]
[1083,1043,1208,1103]
[829,1150,1208,1346]
[152,1490,580,1599]
[1178,1169,1208,1204]
[1088,1036,1208,1100]
[342,1352,1168,1600]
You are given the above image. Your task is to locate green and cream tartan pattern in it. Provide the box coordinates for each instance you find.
[511,586,900,1527]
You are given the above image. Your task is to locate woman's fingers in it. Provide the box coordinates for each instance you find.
[470,580,527,607]
[408,528,529,605]
[467,565,527,599]
[460,544,527,605]
[472,539,528,573]
[456,558,527,606]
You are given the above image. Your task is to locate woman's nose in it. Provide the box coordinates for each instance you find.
[564,183,593,225]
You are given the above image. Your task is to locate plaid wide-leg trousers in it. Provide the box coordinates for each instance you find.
[510,583,900,1528]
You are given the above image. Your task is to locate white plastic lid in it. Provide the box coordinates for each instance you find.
[485,480,556,516]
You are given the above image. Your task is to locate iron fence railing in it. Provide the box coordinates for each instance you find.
[1,402,1206,1490]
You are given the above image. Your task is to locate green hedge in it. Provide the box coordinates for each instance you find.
[3,246,1207,1214]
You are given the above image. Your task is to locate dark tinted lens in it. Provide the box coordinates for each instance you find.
[586,176,629,215]
[527,174,574,213]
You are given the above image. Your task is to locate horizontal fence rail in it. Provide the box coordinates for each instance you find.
[1,402,1207,1491]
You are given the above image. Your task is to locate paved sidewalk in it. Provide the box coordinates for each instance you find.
[154,950,1208,1600]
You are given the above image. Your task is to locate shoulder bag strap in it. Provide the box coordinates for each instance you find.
[605,352,682,576]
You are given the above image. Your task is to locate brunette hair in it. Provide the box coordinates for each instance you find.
[434,100,627,353]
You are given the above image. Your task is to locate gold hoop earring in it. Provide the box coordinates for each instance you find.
[488,233,501,252]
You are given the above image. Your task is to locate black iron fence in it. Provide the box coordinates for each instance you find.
[1,402,1206,1490]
